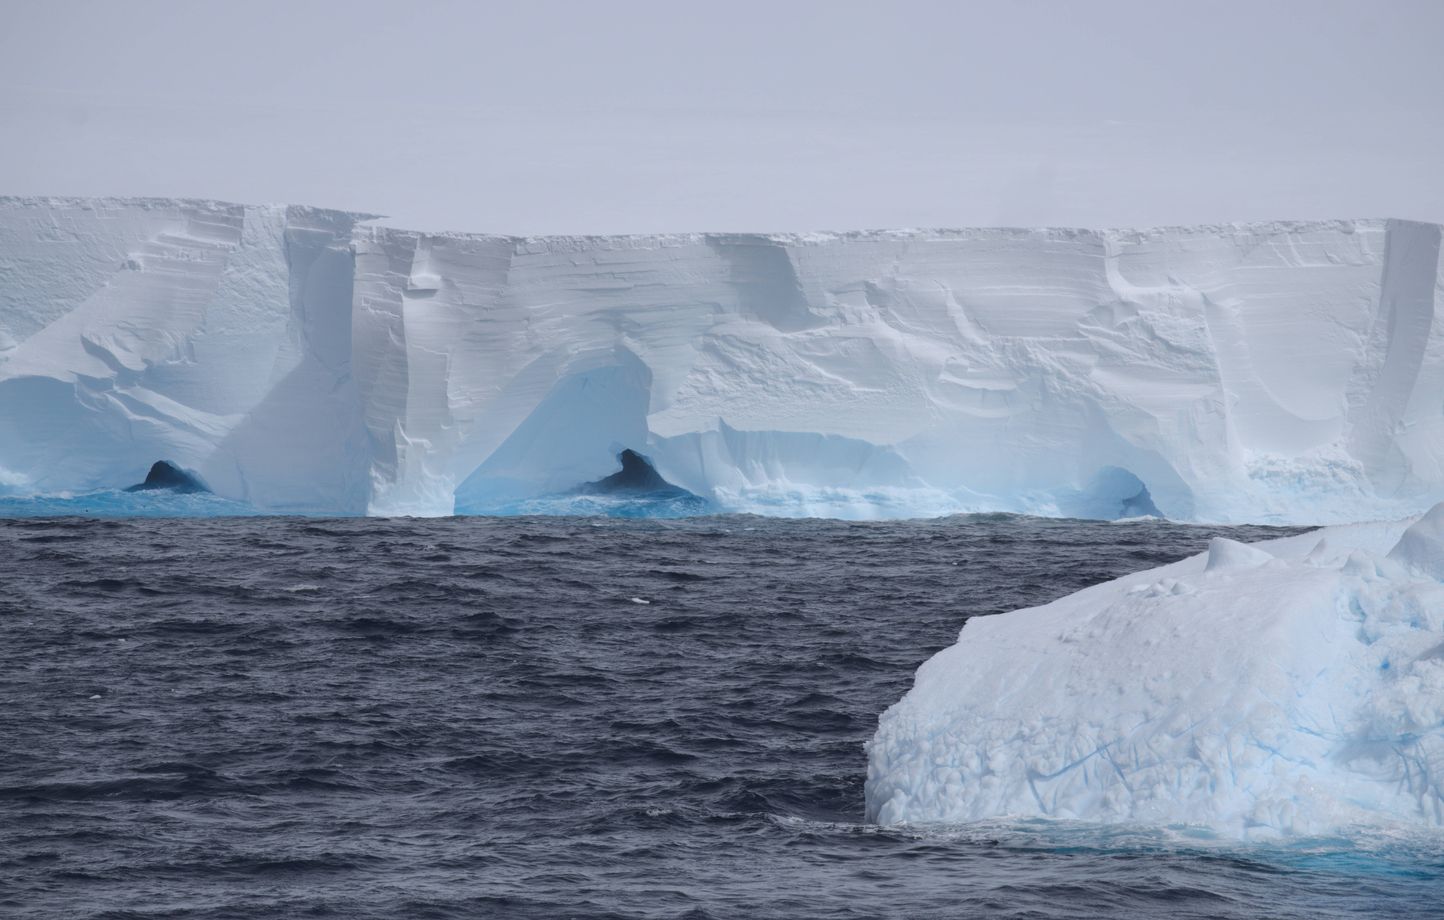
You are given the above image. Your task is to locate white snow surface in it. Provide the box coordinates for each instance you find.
[2,197,1443,520]
[866,507,1444,837]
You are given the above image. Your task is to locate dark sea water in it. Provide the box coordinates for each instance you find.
[3,514,1442,919]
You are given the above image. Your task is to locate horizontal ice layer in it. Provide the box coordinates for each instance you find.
[2,197,1442,520]
[865,507,1444,837]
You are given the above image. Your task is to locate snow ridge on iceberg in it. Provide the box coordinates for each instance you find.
[2,197,1442,522]
[865,507,1444,837]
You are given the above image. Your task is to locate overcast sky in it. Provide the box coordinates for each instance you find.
[3,0,1442,234]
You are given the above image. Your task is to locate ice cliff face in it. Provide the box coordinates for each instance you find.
[2,197,1442,521]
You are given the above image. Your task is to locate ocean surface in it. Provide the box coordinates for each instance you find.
[3,513,1442,919]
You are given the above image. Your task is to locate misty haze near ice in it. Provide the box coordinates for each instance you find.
[2,0,1442,234]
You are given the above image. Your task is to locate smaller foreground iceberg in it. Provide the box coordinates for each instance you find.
[866,507,1444,837]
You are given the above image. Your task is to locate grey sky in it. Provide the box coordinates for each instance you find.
[3,0,1442,234]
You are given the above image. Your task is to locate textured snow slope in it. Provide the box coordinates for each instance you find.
[866,508,1444,837]
[2,198,1442,520]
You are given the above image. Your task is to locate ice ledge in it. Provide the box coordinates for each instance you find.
[0,195,384,224]
[0,195,1415,245]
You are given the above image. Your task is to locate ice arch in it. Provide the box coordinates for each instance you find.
[1056,466,1164,520]
[453,350,654,512]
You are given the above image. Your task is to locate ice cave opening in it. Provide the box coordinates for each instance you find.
[1059,466,1163,520]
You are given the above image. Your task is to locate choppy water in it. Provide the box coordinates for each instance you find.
[3,513,1441,919]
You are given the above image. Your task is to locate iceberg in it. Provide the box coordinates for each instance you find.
[865,507,1444,837]
[2,197,1442,521]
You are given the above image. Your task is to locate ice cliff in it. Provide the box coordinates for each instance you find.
[2,197,1442,521]
[865,506,1444,837]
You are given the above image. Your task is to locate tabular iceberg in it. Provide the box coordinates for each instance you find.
[865,507,1444,836]
[1,197,1441,521]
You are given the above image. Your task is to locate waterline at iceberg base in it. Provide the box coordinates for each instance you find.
[866,504,1444,837]
[2,197,1443,523]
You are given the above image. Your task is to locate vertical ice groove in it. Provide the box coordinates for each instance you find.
[350,227,416,514]
[355,228,528,515]
[1346,220,1441,494]
[199,206,371,513]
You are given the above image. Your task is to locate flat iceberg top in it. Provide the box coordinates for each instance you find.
[0,195,383,222]
[866,507,1444,837]
[0,194,1392,245]
[1,197,1441,522]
